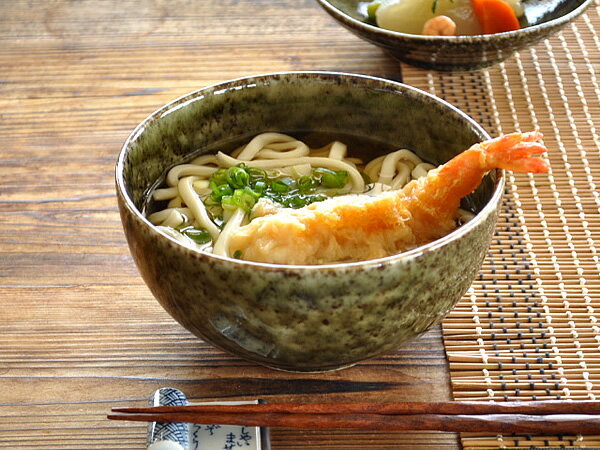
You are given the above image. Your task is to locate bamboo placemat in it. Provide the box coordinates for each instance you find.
[404,2,600,449]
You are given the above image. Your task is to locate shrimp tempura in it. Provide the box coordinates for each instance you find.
[228,132,549,265]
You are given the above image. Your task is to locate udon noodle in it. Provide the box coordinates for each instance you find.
[147,132,471,259]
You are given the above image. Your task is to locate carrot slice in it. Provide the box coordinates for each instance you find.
[471,0,520,34]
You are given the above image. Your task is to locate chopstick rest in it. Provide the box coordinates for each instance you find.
[129,388,270,450]
[147,388,189,450]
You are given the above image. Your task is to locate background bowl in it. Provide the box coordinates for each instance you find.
[315,0,593,71]
[116,72,500,372]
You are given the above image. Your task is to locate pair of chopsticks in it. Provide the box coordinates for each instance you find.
[109,400,600,433]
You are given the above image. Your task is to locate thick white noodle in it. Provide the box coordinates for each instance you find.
[287,163,312,178]
[162,211,185,228]
[153,186,179,201]
[168,197,183,208]
[190,154,219,165]
[148,207,192,226]
[216,152,365,192]
[378,149,423,185]
[390,162,412,189]
[309,143,360,165]
[212,208,245,257]
[412,162,436,179]
[256,141,310,159]
[178,176,220,239]
[193,179,212,196]
[193,179,210,189]
[236,132,309,160]
[166,164,218,187]
[364,155,385,182]
[154,179,211,214]
[328,141,347,160]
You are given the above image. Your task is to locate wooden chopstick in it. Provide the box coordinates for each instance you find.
[111,400,600,415]
[108,401,600,434]
[107,411,600,434]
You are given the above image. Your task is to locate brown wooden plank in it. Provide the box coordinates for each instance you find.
[0,0,459,448]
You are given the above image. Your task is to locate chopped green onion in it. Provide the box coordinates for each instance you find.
[247,167,267,182]
[253,180,267,194]
[221,195,235,211]
[265,169,283,180]
[210,183,233,201]
[286,195,305,209]
[205,163,354,218]
[210,168,229,186]
[233,250,243,259]
[297,175,316,192]
[314,168,349,189]
[271,177,295,193]
[226,166,250,188]
[367,1,381,21]
[230,187,259,212]
[273,192,327,209]
[179,226,212,244]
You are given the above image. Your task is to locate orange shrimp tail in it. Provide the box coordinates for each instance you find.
[412,131,550,228]
[481,131,550,173]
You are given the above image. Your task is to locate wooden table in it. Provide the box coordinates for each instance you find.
[1,0,459,448]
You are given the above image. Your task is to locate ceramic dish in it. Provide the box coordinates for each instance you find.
[116,71,499,372]
[146,388,271,450]
[314,0,593,71]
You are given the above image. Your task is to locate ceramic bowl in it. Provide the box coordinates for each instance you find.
[116,72,500,372]
[315,0,592,71]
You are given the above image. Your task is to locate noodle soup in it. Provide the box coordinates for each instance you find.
[144,132,475,263]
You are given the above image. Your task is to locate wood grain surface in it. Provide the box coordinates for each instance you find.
[0,0,458,448]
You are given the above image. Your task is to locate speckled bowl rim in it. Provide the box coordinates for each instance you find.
[115,71,502,272]
[315,0,593,43]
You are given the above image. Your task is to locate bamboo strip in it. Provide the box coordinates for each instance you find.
[451,390,599,397]
[444,319,596,326]
[446,312,597,318]
[452,382,591,389]
[446,355,600,363]
[446,355,600,364]
[462,442,598,448]
[448,363,600,371]
[444,368,600,378]
[451,392,586,397]
[450,306,600,312]
[452,393,597,401]
[462,441,600,450]
[450,306,599,312]
[456,373,600,381]
[442,330,600,339]
[444,342,600,351]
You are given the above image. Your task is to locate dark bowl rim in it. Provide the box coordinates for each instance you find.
[115,70,502,271]
[314,0,594,42]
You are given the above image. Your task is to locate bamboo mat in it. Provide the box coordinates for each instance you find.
[404,2,600,449]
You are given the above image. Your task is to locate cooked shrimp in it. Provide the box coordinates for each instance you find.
[422,15,457,36]
[228,132,549,265]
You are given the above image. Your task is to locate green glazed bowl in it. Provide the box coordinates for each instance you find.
[116,72,500,372]
[315,0,592,71]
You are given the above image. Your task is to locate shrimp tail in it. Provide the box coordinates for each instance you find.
[480,131,550,173]
[431,131,549,206]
